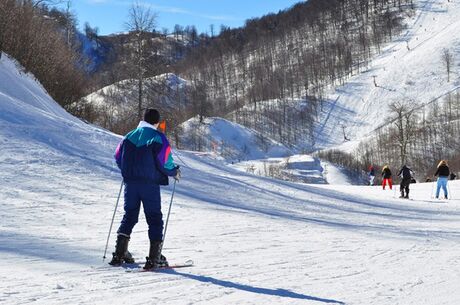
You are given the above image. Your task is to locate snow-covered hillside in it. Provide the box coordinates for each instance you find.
[82,73,188,129]
[315,0,460,151]
[179,116,292,161]
[85,73,187,108]
[2,52,460,304]
[179,117,353,184]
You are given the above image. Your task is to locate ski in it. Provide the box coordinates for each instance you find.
[125,260,194,273]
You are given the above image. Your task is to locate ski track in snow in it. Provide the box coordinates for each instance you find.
[3,1,460,304]
[2,144,460,304]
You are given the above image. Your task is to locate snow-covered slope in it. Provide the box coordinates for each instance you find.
[315,0,460,151]
[0,55,77,122]
[2,52,460,304]
[0,54,120,179]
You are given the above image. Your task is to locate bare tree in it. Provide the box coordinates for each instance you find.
[0,0,85,107]
[125,1,158,120]
[389,101,417,165]
[442,48,454,83]
[32,0,65,8]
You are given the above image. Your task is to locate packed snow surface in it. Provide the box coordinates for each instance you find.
[2,53,460,305]
[3,0,460,303]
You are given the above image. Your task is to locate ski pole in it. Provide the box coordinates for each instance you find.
[159,179,177,256]
[103,180,123,262]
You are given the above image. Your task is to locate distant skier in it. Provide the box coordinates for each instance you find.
[434,160,450,199]
[381,165,392,190]
[110,109,180,270]
[397,164,414,199]
[368,165,375,186]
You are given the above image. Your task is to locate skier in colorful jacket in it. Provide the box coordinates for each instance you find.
[434,160,450,199]
[110,108,180,270]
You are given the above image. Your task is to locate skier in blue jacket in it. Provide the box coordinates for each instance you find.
[109,109,180,270]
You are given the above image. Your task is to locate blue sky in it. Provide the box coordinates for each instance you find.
[66,0,303,35]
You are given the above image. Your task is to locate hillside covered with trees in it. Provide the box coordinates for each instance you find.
[0,0,86,107]
[175,0,415,147]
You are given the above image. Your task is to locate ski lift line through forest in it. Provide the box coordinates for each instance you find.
[314,95,341,146]
[368,85,460,135]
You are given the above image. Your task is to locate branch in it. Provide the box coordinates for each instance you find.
[33,0,65,8]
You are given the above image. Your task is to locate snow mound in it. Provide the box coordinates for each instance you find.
[179,116,292,161]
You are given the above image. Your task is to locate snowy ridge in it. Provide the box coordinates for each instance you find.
[179,116,292,161]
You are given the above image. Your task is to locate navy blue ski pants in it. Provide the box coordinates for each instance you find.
[117,182,163,241]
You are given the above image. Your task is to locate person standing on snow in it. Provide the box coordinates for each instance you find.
[110,109,180,270]
[434,160,450,199]
[381,165,392,190]
[368,165,375,186]
[397,164,413,199]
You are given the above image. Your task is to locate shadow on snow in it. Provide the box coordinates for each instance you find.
[166,269,346,304]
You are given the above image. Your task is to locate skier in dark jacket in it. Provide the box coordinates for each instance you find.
[381,165,392,190]
[110,109,180,270]
[398,165,413,199]
[434,160,450,199]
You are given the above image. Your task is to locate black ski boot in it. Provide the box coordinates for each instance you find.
[124,250,135,264]
[157,254,169,267]
[109,234,135,265]
[143,240,168,270]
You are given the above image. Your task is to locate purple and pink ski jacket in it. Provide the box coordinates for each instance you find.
[115,121,178,185]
